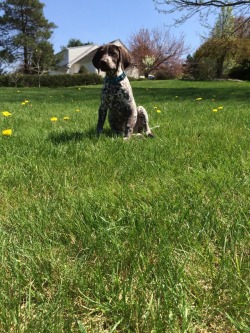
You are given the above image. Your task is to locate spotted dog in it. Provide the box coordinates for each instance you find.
[92,44,154,139]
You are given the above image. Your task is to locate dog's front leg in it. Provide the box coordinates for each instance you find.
[124,106,137,139]
[96,101,108,135]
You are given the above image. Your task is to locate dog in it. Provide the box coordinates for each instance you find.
[92,44,154,139]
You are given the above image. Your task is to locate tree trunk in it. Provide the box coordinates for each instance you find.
[216,54,226,78]
[24,46,29,74]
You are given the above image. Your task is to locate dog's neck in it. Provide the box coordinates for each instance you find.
[104,69,126,84]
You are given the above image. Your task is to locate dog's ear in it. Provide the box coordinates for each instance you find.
[92,47,103,70]
[118,46,131,70]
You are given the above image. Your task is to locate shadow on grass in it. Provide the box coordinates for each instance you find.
[48,128,119,145]
[48,130,87,145]
[133,86,250,102]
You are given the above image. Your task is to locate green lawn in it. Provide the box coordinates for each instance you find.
[0,80,249,332]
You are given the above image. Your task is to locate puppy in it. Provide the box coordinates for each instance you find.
[92,44,153,139]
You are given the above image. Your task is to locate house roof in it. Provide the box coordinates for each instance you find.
[58,39,130,69]
[67,44,99,68]
[58,44,99,68]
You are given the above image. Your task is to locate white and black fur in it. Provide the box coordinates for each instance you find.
[92,44,153,139]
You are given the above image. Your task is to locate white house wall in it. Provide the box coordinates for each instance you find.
[68,60,97,75]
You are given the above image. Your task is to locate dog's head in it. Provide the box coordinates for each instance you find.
[92,44,131,72]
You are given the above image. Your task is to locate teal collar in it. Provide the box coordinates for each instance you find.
[105,72,126,84]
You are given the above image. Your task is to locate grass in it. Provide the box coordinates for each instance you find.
[0,80,249,332]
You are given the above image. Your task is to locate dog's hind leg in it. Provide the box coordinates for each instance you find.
[136,106,154,137]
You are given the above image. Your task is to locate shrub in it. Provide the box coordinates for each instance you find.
[154,70,175,80]
[0,73,103,87]
[229,60,250,80]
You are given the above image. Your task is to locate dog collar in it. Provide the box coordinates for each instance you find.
[105,72,126,84]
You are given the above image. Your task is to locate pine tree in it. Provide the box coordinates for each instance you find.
[0,0,56,73]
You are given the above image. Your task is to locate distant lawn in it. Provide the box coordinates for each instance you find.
[0,80,249,332]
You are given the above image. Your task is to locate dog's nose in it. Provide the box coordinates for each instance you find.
[99,59,109,71]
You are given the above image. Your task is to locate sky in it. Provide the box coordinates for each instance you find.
[42,0,212,57]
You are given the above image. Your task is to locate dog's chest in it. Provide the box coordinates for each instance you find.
[101,80,133,107]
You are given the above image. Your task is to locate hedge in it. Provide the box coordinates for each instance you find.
[0,73,103,87]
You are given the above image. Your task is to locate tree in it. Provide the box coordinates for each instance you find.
[0,0,56,73]
[67,39,85,47]
[210,6,235,38]
[234,15,250,37]
[31,41,55,87]
[191,7,250,79]
[206,6,236,77]
[154,1,250,30]
[66,39,94,48]
[128,27,187,77]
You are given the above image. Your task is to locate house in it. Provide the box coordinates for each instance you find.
[51,43,99,75]
[51,39,139,78]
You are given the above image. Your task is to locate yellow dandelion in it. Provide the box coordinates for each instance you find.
[196,97,202,101]
[63,116,70,121]
[50,117,58,122]
[218,106,223,110]
[2,129,12,136]
[21,102,26,105]
[2,111,12,117]
[212,108,218,112]
[156,109,161,113]
[24,99,29,103]
[75,109,80,112]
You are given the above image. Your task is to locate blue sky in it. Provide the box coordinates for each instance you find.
[42,0,212,56]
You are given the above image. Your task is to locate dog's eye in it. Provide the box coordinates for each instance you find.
[110,50,118,57]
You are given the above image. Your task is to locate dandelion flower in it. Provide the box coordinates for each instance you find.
[218,106,223,110]
[50,117,58,122]
[63,116,70,121]
[75,109,80,112]
[2,111,12,117]
[24,100,29,103]
[156,109,161,113]
[196,97,202,101]
[2,129,12,136]
[21,102,26,105]
[212,108,218,112]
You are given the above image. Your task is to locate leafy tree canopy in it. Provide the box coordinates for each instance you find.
[0,0,57,73]
[66,39,94,48]
[186,6,250,79]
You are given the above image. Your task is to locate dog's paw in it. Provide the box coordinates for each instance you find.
[147,132,155,138]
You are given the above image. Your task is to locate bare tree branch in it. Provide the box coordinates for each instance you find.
[154,0,250,25]
[154,1,250,8]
